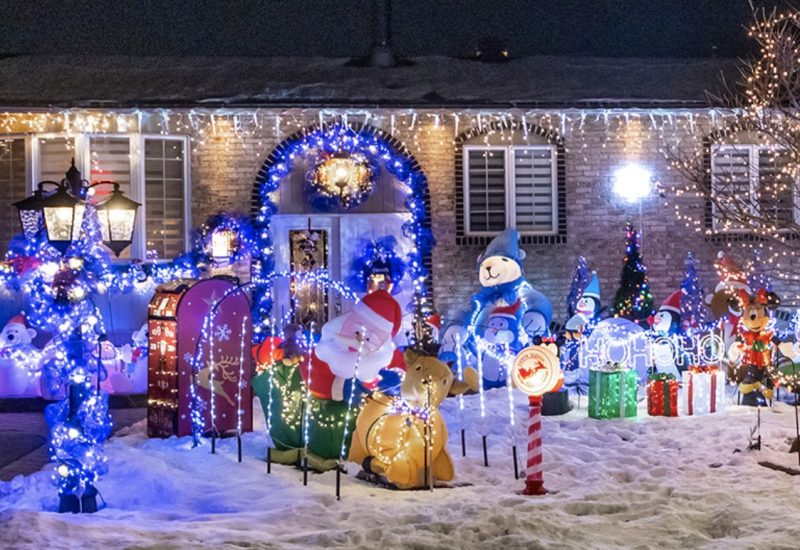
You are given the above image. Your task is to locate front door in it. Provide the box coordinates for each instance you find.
[271,213,416,337]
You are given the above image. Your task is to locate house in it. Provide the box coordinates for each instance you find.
[0,53,785,355]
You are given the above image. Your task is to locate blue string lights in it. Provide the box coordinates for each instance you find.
[252,123,434,343]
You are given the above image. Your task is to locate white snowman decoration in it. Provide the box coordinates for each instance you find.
[0,314,43,397]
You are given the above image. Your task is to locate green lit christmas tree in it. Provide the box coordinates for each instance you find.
[612,223,653,321]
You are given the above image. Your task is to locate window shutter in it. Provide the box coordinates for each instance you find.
[144,138,186,259]
[466,148,506,233]
[711,146,754,231]
[512,147,555,233]
[38,137,75,182]
[757,148,795,228]
[88,136,132,199]
[0,139,27,253]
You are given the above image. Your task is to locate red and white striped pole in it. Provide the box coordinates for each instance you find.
[523,394,547,495]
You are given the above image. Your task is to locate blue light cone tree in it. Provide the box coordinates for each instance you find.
[679,252,709,333]
[566,256,592,319]
[612,223,653,322]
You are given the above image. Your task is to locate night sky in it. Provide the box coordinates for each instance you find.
[0,0,796,59]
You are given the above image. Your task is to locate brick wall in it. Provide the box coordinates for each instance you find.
[0,109,792,326]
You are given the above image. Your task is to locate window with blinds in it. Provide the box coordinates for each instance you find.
[464,145,557,235]
[0,139,27,253]
[30,134,189,259]
[711,144,796,231]
[37,137,75,182]
[144,138,186,259]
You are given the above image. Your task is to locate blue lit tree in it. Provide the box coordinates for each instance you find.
[679,251,709,333]
[566,256,592,319]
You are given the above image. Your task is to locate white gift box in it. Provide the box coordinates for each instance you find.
[681,368,726,416]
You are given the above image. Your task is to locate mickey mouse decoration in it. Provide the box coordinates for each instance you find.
[732,288,781,406]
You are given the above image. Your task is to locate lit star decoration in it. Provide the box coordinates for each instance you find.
[252,123,434,343]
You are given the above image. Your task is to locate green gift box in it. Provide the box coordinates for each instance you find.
[588,368,638,419]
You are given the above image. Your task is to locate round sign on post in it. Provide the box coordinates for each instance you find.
[511,343,563,496]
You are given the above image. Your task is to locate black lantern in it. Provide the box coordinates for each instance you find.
[12,187,46,240]
[13,161,139,257]
[96,183,140,257]
[41,185,83,254]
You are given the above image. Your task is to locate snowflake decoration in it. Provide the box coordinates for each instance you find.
[214,323,232,342]
[183,352,195,365]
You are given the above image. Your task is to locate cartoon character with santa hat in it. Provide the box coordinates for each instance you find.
[0,314,43,397]
[565,272,602,333]
[649,291,683,378]
[479,300,523,388]
[650,291,682,337]
[300,289,403,401]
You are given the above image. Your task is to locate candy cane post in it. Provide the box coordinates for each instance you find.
[511,343,563,496]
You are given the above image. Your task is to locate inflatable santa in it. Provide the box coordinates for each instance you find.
[299,289,403,401]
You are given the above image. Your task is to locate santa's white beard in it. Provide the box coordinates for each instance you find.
[315,316,395,382]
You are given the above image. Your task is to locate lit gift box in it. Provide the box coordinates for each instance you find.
[588,362,638,419]
[681,366,725,416]
[647,372,678,417]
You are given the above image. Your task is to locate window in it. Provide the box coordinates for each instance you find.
[711,144,796,232]
[31,134,190,259]
[463,144,557,235]
[144,138,187,259]
[0,138,28,254]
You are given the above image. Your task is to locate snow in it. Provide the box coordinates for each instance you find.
[1,388,799,549]
[0,55,737,108]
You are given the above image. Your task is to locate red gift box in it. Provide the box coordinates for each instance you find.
[647,373,678,417]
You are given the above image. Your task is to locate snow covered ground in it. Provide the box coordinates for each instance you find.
[1,387,798,549]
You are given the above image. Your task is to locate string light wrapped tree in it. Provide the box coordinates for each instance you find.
[612,223,653,323]
[664,6,800,288]
[680,252,709,334]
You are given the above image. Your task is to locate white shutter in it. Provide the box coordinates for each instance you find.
[711,145,755,231]
[465,147,506,234]
[87,136,132,199]
[0,139,28,252]
[37,137,75,183]
[144,138,186,259]
[512,147,556,233]
[757,148,795,228]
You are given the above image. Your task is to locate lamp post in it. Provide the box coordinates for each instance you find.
[12,161,140,513]
[14,159,140,256]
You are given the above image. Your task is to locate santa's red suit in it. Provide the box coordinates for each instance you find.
[299,290,403,401]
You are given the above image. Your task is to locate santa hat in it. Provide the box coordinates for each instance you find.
[715,252,751,294]
[354,289,402,337]
[582,272,601,301]
[5,314,27,328]
[425,314,441,330]
[491,300,521,321]
[478,228,526,264]
[658,291,681,315]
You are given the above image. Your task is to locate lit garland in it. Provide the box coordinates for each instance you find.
[348,236,407,295]
[252,123,434,343]
[191,211,257,265]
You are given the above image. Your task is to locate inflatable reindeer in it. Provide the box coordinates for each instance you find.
[349,348,470,489]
